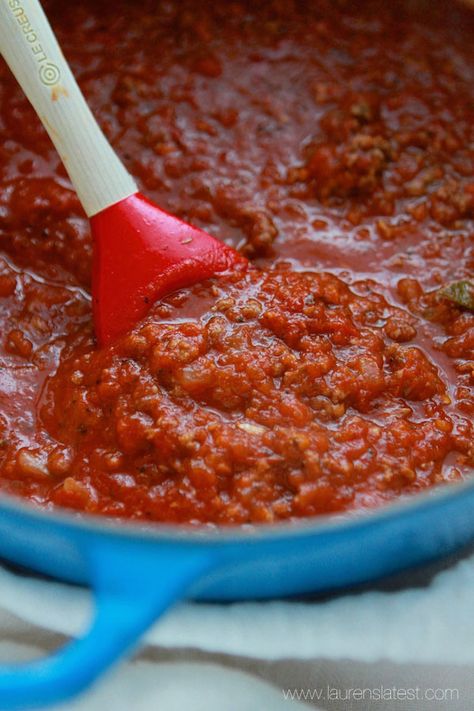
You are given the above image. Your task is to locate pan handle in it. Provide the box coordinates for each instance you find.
[0,539,215,710]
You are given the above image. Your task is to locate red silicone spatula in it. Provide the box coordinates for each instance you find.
[0,0,246,346]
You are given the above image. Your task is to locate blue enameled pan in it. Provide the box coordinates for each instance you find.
[0,477,473,708]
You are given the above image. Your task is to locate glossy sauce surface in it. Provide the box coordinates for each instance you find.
[0,0,472,524]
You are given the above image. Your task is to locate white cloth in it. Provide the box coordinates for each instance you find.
[0,553,473,710]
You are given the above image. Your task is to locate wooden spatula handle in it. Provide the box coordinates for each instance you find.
[0,0,137,216]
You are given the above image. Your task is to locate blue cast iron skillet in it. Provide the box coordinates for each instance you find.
[0,475,473,708]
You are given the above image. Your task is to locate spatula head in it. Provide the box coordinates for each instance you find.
[91,193,247,346]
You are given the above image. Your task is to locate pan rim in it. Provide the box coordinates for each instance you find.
[1,471,474,546]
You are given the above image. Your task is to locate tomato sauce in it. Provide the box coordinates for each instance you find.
[0,0,472,524]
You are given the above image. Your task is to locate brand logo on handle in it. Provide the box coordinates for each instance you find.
[7,0,62,86]
[39,61,60,86]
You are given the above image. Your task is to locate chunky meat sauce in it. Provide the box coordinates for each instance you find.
[0,0,472,524]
